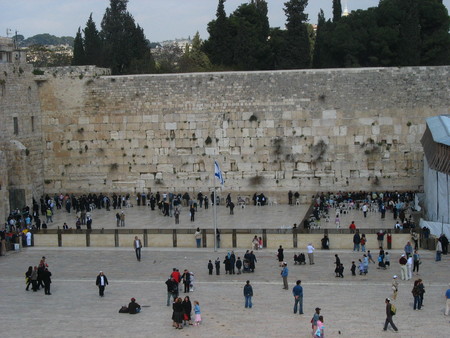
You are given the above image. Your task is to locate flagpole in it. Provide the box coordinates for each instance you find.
[213,161,217,252]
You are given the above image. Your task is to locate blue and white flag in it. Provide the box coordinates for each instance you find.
[214,160,224,186]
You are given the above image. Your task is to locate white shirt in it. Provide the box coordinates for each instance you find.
[100,276,105,286]
[406,257,413,266]
[307,245,315,254]
[135,239,141,249]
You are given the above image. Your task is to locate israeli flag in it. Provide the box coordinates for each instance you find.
[214,160,224,186]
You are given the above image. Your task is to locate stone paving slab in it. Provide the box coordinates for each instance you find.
[1,246,448,338]
[46,203,401,231]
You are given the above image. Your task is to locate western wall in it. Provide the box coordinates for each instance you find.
[1,64,450,215]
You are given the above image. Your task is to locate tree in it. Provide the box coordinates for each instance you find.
[418,0,450,65]
[333,0,342,22]
[312,10,330,68]
[278,0,311,69]
[203,0,234,66]
[229,0,272,70]
[72,27,85,65]
[100,0,154,74]
[83,14,102,66]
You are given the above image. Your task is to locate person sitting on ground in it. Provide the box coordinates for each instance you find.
[128,297,141,314]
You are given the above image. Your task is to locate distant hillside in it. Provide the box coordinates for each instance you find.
[17,34,74,47]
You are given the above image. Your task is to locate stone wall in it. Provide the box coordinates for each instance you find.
[0,63,45,214]
[1,65,450,219]
[38,66,450,198]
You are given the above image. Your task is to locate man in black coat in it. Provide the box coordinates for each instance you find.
[96,271,109,297]
[42,268,52,295]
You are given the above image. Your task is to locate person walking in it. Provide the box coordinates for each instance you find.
[243,280,253,308]
[25,266,33,291]
[281,262,289,290]
[292,280,303,315]
[391,275,399,300]
[96,271,109,297]
[334,254,341,277]
[412,250,420,275]
[134,236,142,261]
[383,298,398,332]
[445,283,450,316]
[307,243,315,265]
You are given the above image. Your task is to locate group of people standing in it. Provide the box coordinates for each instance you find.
[25,256,52,295]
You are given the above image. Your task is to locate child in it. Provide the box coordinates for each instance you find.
[193,301,201,326]
[208,260,213,275]
[314,315,325,338]
[358,259,364,275]
[384,252,390,268]
[368,250,375,264]
[351,261,356,276]
[236,257,242,274]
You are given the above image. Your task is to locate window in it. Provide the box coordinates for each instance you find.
[13,117,18,135]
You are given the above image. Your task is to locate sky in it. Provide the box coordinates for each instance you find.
[1,0,450,42]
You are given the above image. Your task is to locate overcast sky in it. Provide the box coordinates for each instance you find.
[1,0,449,42]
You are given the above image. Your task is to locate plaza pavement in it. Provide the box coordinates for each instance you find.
[1,246,448,338]
[45,201,406,231]
[1,203,447,337]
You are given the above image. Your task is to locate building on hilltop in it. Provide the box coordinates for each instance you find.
[0,37,26,64]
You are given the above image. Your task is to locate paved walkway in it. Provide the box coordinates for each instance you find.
[46,202,402,231]
[1,244,448,337]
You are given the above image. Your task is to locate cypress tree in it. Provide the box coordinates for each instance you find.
[333,0,342,22]
[83,14,102,66]
[279,0,311,69]
[72,27,85,65]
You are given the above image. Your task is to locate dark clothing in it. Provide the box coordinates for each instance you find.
[128,301,141,314]
[182,300,192,321]
[383,303,398,331]
[42,269,52,295]
[208,262,213,275]
[172,301,184,323]
[182,272,191,293]
[215,260,220,275]
[243,284,253,297]
[96,274,109,297]
[278,248,284,262]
